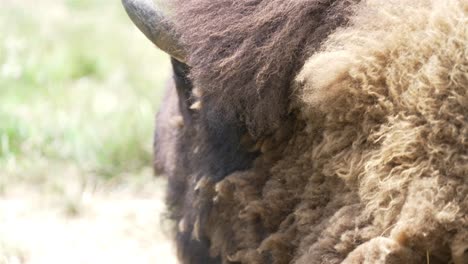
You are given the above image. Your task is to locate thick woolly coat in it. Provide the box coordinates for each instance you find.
[153,0,468,263]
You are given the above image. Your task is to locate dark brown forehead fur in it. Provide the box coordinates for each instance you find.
[170,0,360,137]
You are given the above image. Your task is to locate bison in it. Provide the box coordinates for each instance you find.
[123,0,468,263]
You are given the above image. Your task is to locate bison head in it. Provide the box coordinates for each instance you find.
[123,0,468,263]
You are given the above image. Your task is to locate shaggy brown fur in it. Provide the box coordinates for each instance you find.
[170,0,359,137]
[153,0,468,263]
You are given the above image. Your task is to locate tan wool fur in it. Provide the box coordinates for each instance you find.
[296,0,468,262]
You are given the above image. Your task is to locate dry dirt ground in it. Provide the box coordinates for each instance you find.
[0,168,177,264]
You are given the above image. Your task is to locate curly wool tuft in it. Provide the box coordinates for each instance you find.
[296,0,468,262]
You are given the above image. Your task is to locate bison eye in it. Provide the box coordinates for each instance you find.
[171,58,197,123]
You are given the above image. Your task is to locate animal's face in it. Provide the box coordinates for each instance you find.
[145,20,261,264]
[155,57,259,179]
[123,0,354,182]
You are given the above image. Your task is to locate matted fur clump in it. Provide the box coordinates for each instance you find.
[170,0,359,137]
[164,0,468,263]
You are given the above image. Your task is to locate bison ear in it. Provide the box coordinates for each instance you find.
[122,0,186,62]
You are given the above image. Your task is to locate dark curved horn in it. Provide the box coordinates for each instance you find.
[122,0,186,62]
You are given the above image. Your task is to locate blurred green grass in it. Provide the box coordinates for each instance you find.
[0,0,170,179]
[0,2,177,262]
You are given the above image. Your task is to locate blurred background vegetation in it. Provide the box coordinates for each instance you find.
[0,0,175,263]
